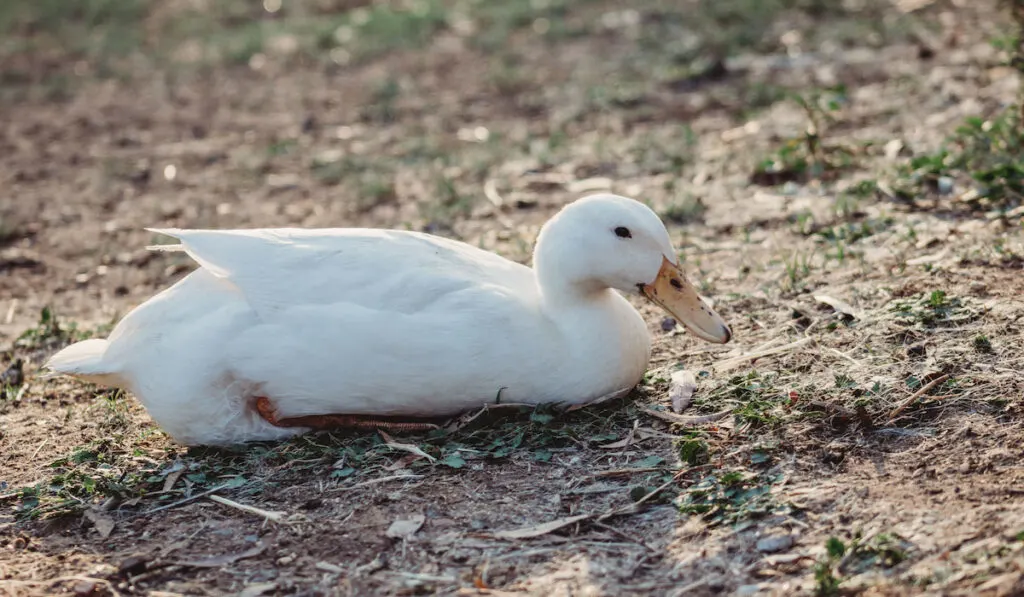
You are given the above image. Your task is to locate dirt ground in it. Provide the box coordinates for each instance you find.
[2,0,1024,595]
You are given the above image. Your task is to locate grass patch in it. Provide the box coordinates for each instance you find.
[900,111,1024,210]
[11,400,650,520]
[14,307,112,352]
[660,194,707,224]
[889,290,981,328]
[676,467,788,527]
[813,533,913,595]
[0,0,147,65]
[751,87,862,186]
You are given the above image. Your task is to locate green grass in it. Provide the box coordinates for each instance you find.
[813,532,912,594]
[676,467,788,527]
[14,307,112,352]
[11,399,656,520]
[752,87,863,186]
[899,110,1024,210]
[889,290,981,328]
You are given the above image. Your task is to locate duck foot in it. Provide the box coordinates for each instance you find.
[254,396,440,431]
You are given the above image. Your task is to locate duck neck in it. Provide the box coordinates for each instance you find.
[533,228,609,311]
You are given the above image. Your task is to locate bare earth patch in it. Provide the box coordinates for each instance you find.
[1,0,1023,595]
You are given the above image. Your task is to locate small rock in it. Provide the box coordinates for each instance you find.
[386,514,426,539]
[660,317,677,332]
[72,580,103,597]
[117,555,148,577]
[937,176,955,195]
[756,534,795,553]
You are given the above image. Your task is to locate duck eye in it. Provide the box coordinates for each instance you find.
[614,226,632,238]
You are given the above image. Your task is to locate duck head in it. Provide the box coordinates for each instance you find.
[534,193,732,344]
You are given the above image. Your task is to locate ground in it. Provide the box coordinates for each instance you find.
[1,0,1024,595]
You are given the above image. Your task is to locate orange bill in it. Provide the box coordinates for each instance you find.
[641,256,732,343]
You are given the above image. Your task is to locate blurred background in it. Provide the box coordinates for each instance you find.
[0,0,1018,319]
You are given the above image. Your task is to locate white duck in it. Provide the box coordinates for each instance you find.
[46,194,731,446]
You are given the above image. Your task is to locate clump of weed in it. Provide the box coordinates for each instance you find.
[14,307,111,352]
[703,371,789,427]
[660,194,707,224]
[676,467,787,527]
[813,533,913,594]
[814,537,847,596]
[889,290,981,328]
[752,87,860,186]
[900,111,1024,210]
[676,436,710,466]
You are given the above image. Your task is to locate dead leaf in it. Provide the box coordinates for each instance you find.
[315,561,344,574]
[641,407,731,426]
[668,370,697,413]
[813,295,863,320]
[83,509,115,539]
[240,582,279,597]
[386,514,426,538]
[599,421,637,449]
[599,435,633,449]
[176,544,265,568]
[492,514,590,539]
[162,468,184,493]
[379,431,436,462]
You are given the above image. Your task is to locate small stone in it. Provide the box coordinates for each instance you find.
[276,554,295,566]
[937,176,955,195]
[72,580,103,597]
[117,555,147,577]
[660,317,677,332]
[756,534,795,553]
[386,514,426,538]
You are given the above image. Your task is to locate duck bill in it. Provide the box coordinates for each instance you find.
[641,256,732,344]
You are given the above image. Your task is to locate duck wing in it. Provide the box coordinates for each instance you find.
[147,227,535,319]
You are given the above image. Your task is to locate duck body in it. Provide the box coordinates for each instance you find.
[47,194,730,446]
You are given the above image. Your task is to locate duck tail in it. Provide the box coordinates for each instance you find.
[44,339,125,387]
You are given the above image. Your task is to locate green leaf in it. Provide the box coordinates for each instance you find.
[532,449,552,462]
[634,455,665,468]
[678,440,709,466]
[330,467,356,478]
[223,476,247,488]
[825,536,847,559]
[629,485,654,502]
[441,454,466,469]
[529,412,554,425]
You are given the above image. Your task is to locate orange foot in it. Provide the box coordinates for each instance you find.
[254,396,441,431]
